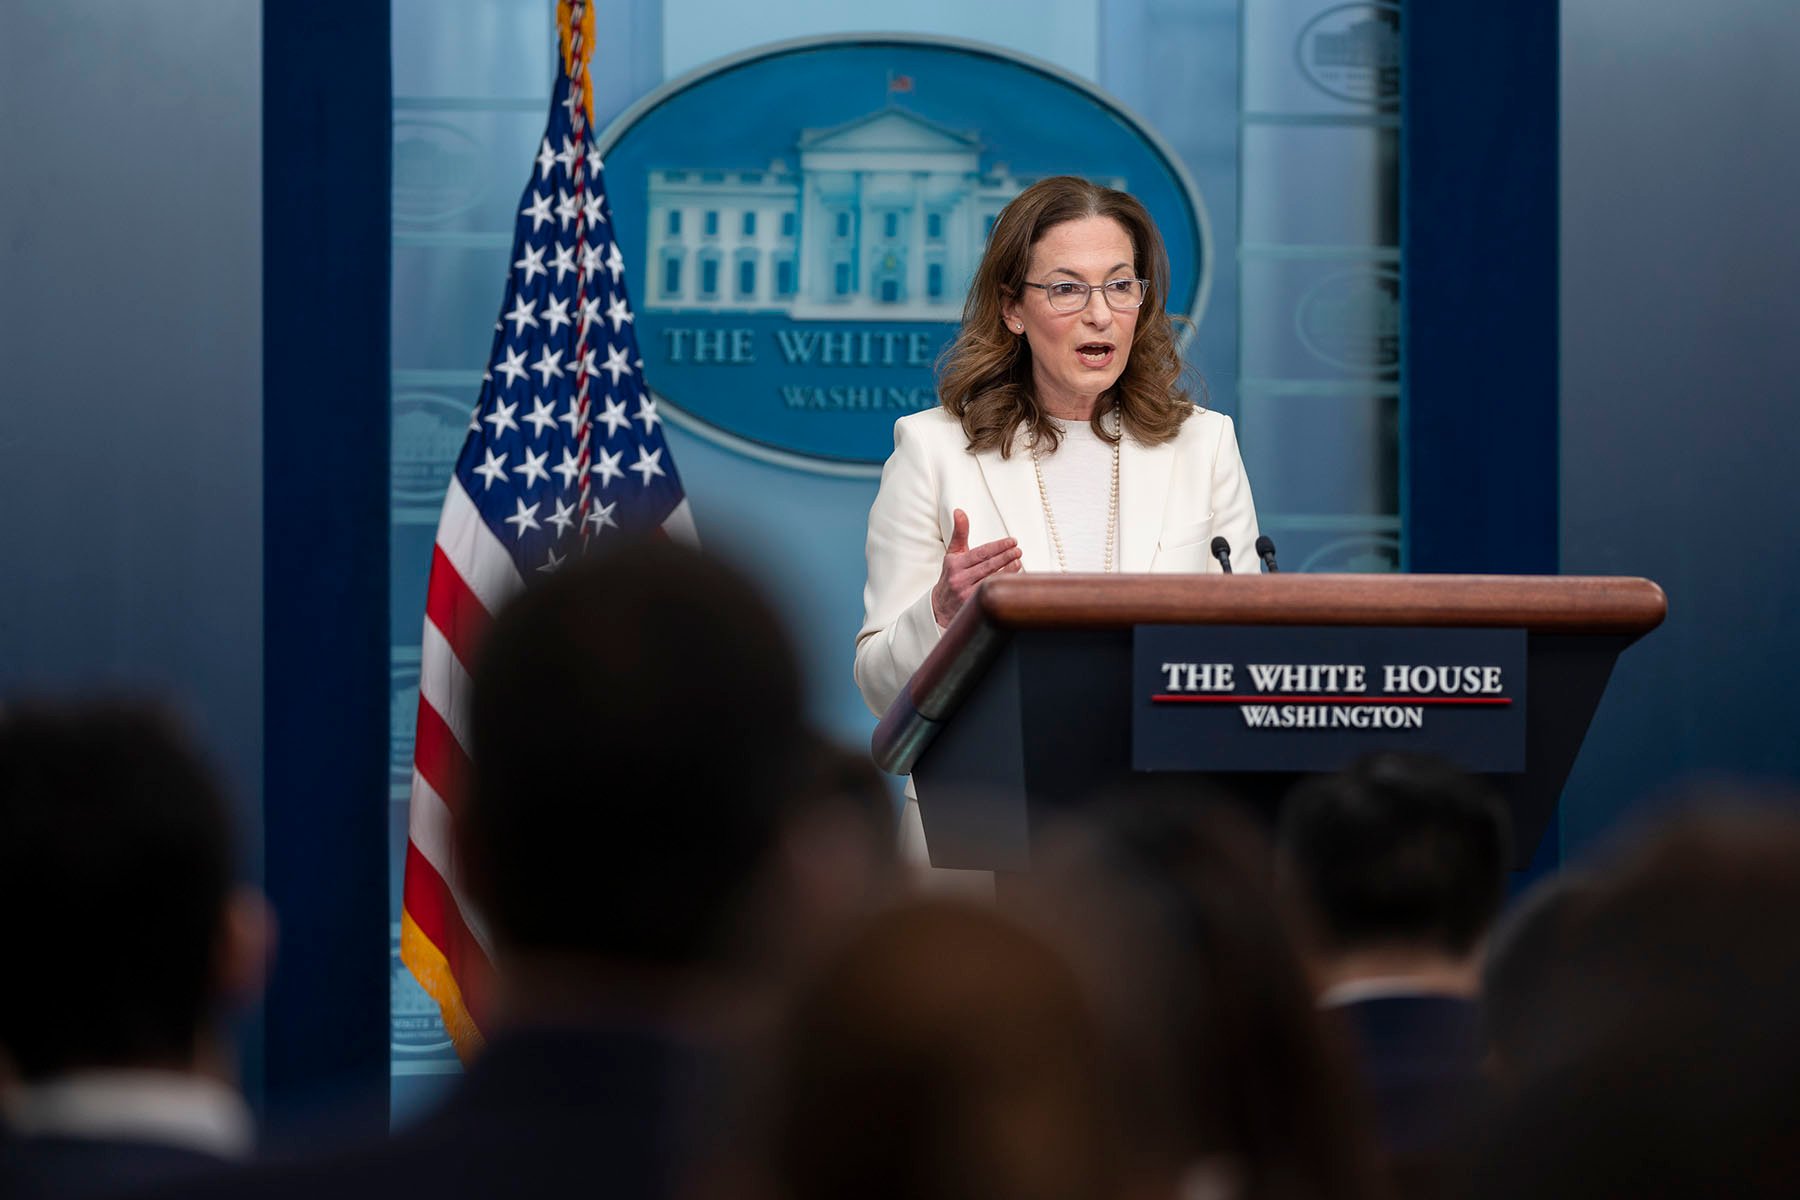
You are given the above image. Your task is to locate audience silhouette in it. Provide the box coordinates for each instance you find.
[1478,804,1800,1200]
[768,900,1115,1200]
[0,702,272,1198]
[1278,751,1510,1191]
[1028,796,1385,1200]
[6,579,1795,1200]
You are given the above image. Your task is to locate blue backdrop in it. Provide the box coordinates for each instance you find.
[5,0,1798,1131]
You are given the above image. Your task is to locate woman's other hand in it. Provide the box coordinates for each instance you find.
[932,509,1022,629]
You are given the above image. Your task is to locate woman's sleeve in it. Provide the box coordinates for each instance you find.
[1209,412,1263,573]
[853,417,948,717]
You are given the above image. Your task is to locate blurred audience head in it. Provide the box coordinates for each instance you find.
[1279,752,1511,984]
[1032,793,1383,1200]
[1478,870,1595,1083]
[751,733,899,974]
[1479,803,1800,1198]
[770,900,1114,1200]
[0,700,269,1081]
[464,539,808,975]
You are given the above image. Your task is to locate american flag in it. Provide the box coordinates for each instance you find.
[401,15,693,1056]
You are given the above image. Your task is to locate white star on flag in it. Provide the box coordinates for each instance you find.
[583,193,605,228]
[558,398,585,436]
[555,189,579,230]
[541,295,572,334]
[602,344,632,384]
[634,397,661,433]
[595,396,630,437]
[483,398,520,436]
[591,446,624,487]
[523,396,558,436]
[552,448,583,488]
[629,445,665,486]
[503,498,541,538]
[473,448,509,490]
[606,296,633,331]
[538,547,566,574]
[605,242,625,283]
[494,346,530,388]
[547,498,578,535]
[532,346,565,385]
[554,136,577,173]
[535,137,557,179]
[521,191,553,232]
[550,243,577,284]
[585,498,619,532]
[514,243,547,284]
[504,295,538,335]
[516,446,551,488]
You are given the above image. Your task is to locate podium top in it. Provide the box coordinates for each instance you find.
[872,573,1666,775]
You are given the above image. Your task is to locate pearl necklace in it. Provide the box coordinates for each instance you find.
[1031,402,1121,574]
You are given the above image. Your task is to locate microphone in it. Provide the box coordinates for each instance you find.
[1210,536,1233,575]
[1255,535,1280,573]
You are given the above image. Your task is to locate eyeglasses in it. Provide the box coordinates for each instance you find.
[1022,278,1149,312]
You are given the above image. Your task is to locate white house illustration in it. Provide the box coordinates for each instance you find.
[1312,17,1401,72]
[643,108,1115,321]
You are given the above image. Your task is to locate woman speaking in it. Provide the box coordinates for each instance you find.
[853,176,1261,866]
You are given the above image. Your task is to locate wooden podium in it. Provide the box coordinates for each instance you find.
[871,574,1666,871]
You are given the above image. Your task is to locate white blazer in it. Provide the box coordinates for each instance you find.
[854,404,1261,718]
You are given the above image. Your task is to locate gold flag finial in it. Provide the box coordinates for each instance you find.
[557,0,596,126]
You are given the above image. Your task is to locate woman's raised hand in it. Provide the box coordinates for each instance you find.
[932,508,1022,629]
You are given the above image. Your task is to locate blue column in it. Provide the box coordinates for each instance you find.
[262,0,392,1137]
[1401,4,1559,575]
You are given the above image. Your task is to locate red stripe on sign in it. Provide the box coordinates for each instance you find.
[402,840,494,1030]
[425,545,493,673]
[1151,694,1513,706]
[412,696,471,815]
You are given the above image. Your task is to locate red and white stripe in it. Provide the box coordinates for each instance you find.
[400,476,521,1055]
[401,477,695,1057]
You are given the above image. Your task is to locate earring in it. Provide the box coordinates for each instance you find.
[1009,321,1023,333]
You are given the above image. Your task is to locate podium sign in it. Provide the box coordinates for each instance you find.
[875,574,1664,870]
[1132,625,1527,773]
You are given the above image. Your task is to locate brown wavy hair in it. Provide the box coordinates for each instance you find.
[939,176,1195,457]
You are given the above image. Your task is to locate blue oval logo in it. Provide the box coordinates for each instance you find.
[1294,267,1400,374]
[391,391,474,517]
[1295,4,1402,109]
[393,119,491,226]
[596,36,1211,474]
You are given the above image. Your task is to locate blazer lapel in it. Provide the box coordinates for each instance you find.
[1118,431,1177,572]
[975,442,1054,572]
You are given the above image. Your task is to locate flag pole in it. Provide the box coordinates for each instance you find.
[559,1,602,546]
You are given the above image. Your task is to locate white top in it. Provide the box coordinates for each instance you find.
[0,1070,255,1158]
[1033,418,1115,572]
[854,404,1261,720]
